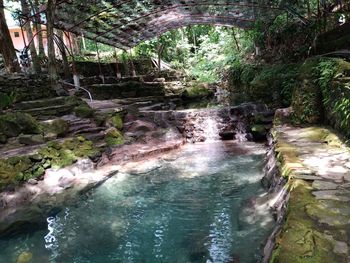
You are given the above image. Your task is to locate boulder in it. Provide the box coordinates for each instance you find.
[250,125,267,140]
[105,127,124,146]
[18,134,45,146]
[74,104,94,118]
[181,84,214,100]
[107,114,123,130]
[41,119,69,137]
[0,112,41,138]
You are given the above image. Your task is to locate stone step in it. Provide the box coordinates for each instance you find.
[20,104,76,120]
[13,96,71,110]
[82,132,105,142]
[72,127,105,136]
[69,123,95,133]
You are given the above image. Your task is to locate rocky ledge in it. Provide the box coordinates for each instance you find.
[263,111,350,263]
[0,137,184,238]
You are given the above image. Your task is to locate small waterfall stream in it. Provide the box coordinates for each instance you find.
[0,101,276,263]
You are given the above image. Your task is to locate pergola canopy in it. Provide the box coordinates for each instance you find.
[53,0,283,50]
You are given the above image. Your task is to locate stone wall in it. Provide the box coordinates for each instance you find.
[0,74,56,103]
[75,59,154,77]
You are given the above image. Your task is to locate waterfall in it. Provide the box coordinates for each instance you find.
[234,117,249,142]
[182,109,221,143]
[201,116,220,142]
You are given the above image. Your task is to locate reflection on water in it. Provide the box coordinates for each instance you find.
[0,141,274,263]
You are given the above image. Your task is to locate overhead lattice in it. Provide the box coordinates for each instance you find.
[53,0,283,50]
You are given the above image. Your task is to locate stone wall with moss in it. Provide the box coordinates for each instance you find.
[229,58,350,139]
[0,74,56,105]
[228,63,300,109]
[291,58,350,138]
[75,59,154,77]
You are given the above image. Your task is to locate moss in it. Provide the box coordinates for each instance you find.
[181,84,214,100]
[270,180,338,263]
[74,105,94,118]
[105,128,124,146]
[0,112,41,138]
[16,251,33,263]
[296,127,343,147]
[41,119,69,137]
[0,156,33,188]
[108,114,123,130]
[40,137,98,170]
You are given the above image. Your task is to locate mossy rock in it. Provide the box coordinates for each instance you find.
[0,156,33,187]
[16,251,33,263]
[74,105,94,118]
[181,84,214,100]
[0,112,41,138]
[41,119,69,137]
[18,134,45,146]
[250,124,267,140]
[39,137,98,170]
[107,114,123,130]
[105,127,124,146]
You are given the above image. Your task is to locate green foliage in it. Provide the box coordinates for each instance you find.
[313,59,338,91]
[0,92,16,110]
[312,58,350,137]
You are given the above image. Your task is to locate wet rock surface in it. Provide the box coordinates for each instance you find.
[268,124,350,263]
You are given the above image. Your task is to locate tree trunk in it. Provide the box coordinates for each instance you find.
[0,0,21,73]
[57,30,71,79]
[46,0,57,80]
[33,0,45,56]
[68,33,81,55]
[20,0,41,73]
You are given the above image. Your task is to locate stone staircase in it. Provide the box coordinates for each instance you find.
[60,115,105,142]
[13,97,80,120]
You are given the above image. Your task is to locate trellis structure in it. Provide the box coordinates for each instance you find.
[36,0,284,50]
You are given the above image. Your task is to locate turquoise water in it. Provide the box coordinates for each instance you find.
[0,142,274,263]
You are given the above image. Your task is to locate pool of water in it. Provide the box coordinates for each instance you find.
[0,142,274,263]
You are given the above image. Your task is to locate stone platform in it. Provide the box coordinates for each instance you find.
[269,125,350,263]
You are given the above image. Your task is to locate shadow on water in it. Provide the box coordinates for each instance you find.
[0,141,275,263]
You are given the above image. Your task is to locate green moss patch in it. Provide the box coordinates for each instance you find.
[270,180,339,263]
[0,112,41,138]
[107,114,123,130]
[74,104,94,118]
[0,137,99,189]
[181,83,214,100]
[105,128,124,146]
